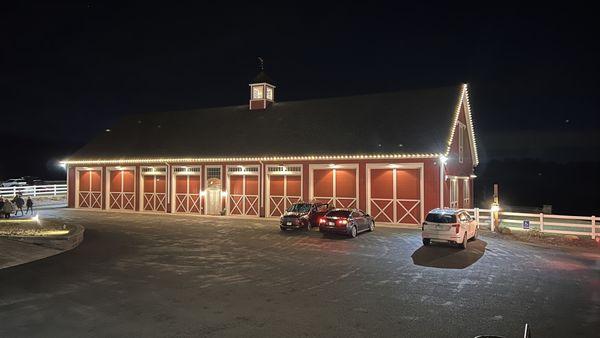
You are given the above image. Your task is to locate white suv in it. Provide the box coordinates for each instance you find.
[421,209,478,249]
[1,178,28,187]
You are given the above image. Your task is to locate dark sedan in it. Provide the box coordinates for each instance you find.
[280,202,332,231]
[318,208,374,238]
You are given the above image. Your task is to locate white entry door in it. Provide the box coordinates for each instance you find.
[206,188,221,215]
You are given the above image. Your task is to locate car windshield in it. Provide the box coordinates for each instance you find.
[425,213,457,223]
[286,203,312,213]
[326,210,351,218]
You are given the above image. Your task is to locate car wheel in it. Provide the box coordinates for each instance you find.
[459,232,468,249]
[280,226,285,231]
[350,226,358,238]
[423,238,431,246]
[368,220,375,232]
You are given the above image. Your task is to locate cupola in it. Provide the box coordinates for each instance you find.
[249,58,275,110]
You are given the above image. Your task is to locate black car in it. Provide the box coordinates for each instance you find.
[318,208,375,238]
[280,202,332,231]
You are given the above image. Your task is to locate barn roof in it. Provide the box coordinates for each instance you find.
[67,84,472,162]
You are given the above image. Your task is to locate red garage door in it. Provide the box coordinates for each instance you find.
[268,175,302,217]
[313,168,357,208]
[175,174,201,213]
[78,170,102,208]
[109,170,135,210]
[229,175,259,216]
[143,175,167,212]
[369,168,421,225]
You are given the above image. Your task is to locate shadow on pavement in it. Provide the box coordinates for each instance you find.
[411,239,487,269]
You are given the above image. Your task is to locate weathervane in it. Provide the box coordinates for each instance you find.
[258,57,264,71]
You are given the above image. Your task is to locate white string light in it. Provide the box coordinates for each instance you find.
[60,153,443,165]
[443,84,479,166]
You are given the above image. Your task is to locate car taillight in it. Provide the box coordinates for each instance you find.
[337,219,348,226]
[452,223,460,234]
[319,218,326,224]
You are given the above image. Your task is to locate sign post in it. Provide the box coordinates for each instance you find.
[491,183,500,232]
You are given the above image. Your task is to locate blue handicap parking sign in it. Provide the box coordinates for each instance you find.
[523,220,530,229]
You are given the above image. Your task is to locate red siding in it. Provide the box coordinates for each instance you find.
[66,156,452,224]
[446,102,475,177]
[67,166,75,208]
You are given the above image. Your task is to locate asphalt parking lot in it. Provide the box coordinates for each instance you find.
[0,209,598,337]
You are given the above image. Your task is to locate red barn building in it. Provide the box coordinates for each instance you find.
[63,72,479,226]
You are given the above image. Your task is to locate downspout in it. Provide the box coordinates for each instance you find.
[165,162,171,213]
[259,160,265,217]
[439,156,446,208]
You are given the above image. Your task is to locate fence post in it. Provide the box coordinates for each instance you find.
[475,208,480,224]
[592,216,596,240]
[33,186,37,197]
[53,185,57,196]
[12,187,16,196]
[539,213,544,233]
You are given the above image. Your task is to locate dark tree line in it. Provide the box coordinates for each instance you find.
[474,159,600,215]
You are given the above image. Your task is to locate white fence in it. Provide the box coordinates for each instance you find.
[466,208,598,239]
[0,184,67,197]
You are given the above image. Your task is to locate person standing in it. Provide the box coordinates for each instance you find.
[13,195,24,216]
[26,197,34,215]
[2,198,14,218]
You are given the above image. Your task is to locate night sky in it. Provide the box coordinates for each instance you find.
[1,2,598,181]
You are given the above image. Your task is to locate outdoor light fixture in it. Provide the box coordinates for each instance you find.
[491,204,500,212]
[58,162,67,169]
[221,191,228,197]
[200,190,206,196]
[440,155,448,165]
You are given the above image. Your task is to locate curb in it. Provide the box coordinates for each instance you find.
[4,224,85,251]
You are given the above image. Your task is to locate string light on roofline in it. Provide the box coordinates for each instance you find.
[59,153,444,166]
[443,84,479,166]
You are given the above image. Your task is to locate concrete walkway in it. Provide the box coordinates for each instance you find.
[0,238,62,269]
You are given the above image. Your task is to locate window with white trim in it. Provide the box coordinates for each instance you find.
[174,167,201,173]
[267,165,301,174]
[266,87,273,100]
[458,123,466,163]
[252,85,264,99]
[450,179,459,208]
[463,179,470,207]
[206,167,221,180]
[227,166,259,174]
